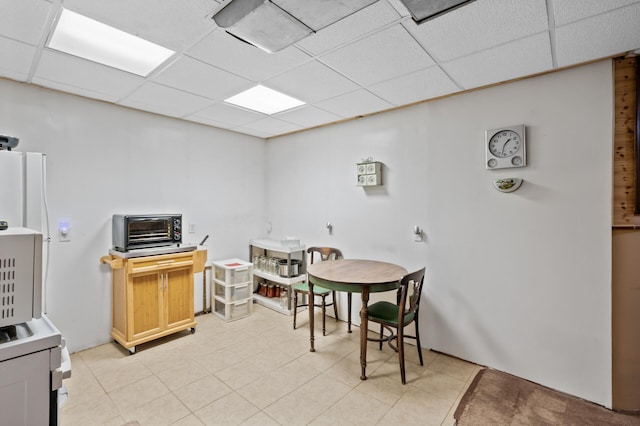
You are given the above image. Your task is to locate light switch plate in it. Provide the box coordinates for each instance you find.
[58,220,70,242]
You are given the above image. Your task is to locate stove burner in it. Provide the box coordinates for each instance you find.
[0,325,17,343]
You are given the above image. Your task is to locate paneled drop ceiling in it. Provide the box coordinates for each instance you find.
[2,0,639,138]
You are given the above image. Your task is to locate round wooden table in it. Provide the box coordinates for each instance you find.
[307,259,407,380]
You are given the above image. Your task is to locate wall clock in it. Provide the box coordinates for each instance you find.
[485,124,526,169]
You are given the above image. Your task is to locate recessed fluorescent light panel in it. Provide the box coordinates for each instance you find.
[400,0,476,24]
[224,85,305,114]
[47,9,175,76]
[212,0,378,53]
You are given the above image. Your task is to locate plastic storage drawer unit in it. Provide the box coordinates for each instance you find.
[214,299,252,322]
[214,281,251,302]
[213,259,253,285]
[211,258,253,322]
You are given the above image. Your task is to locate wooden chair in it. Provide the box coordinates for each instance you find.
[367,267,426,384]
[293,247,343,336]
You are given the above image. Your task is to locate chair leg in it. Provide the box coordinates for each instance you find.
[321,295,326,336]
[332,291,338,321]
[415,318,423,366]
[398,325,406,385]
[293,290,298,330]
[347,292,352,333]
[379,324,383,350]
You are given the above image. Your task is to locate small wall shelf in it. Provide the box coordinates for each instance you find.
[493,178,523,193]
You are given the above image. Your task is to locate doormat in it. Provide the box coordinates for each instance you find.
[454,368,640,425]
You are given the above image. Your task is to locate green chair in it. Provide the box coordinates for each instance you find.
[367,267,426,384]
[293,247,343,336]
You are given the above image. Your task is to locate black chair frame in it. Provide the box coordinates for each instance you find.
[293,247,342,336]
[367,268,425,384]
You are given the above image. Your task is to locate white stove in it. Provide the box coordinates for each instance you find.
[0,314,69,425]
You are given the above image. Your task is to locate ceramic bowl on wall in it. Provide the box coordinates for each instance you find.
[493,178,523,193]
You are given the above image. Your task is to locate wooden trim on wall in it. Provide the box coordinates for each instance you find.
[613,57,639,226]
[612,56,640,412]
[635,57,640,214]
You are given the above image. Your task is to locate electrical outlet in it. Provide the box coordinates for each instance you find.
[189,223,196,233]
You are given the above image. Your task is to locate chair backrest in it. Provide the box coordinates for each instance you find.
[397,267,426,325]
[307,247,343,264]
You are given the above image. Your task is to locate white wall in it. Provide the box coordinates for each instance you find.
[0,79,266,353]
[0,59,613,407]
[264,61,613,406]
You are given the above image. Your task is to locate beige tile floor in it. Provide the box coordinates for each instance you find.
[61,304,480,425]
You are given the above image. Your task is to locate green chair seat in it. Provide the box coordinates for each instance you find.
[368,301,415,325]
[294,281,331,295]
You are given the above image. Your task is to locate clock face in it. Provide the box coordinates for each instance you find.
[488,130,521,158]
[485,124,526,169]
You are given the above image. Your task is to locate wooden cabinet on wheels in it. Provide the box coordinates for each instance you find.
[101,250,207,354]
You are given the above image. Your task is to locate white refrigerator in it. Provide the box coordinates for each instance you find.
[0,150,50,311]
[0,150,71,424]
[0,150,48,233]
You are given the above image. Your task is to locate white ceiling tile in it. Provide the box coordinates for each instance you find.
[407,0,548,62]
[33,50,145,98]
[295,1,401,55]
[192,102,265,126]
[315,89,393,118]
[153,56,252,101]
[230,127,271,138]
[0,37,36,81]
[273,0,379,31]
[275,105,343,128]
[0,0,53,45]
[63,0,219,51]
[118,100,189,119]
[187,29,311,82]
[368,66,460,106]
[30,78,121,103]
[264,60,359,103]
[320,25,434,86]
[552,0,639,26]
[442,33,552,90]
[385,0,412,18]
[184,115,236,130]
[555,3,640,67]
[237,117,303,136]
[120,82,214,117]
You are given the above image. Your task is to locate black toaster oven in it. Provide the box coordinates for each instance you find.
[112,214,182,252]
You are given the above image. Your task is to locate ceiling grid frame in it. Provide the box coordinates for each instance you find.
[545,0,559,68]
[0,0,637,138]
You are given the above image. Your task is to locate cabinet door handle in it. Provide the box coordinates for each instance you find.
[161,273,167,290]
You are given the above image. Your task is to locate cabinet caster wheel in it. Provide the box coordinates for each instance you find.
[190,327,196,334]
